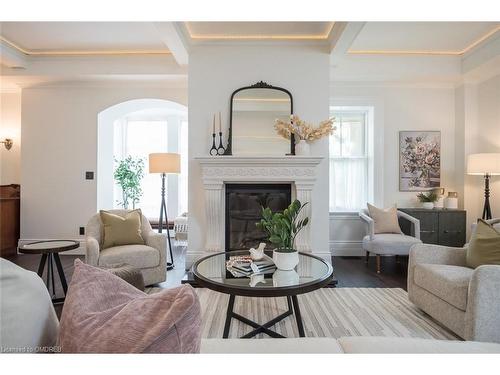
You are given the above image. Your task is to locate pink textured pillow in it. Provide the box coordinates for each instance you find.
[59,259,201,353]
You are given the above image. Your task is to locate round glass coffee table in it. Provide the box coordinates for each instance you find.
[19,240,79,304]
[192,250,333,338]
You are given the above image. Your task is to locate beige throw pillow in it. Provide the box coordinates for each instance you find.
[100,209,145,249]
[367,203,402,234]
[466,219,500,269]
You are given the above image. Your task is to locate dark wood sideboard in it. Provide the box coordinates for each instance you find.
[399,208,466,247]
[0,184,20,257]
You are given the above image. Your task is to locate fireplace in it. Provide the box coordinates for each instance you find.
[225,184,291,252]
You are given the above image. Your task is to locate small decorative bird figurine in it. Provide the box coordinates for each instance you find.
[250,242,266,260]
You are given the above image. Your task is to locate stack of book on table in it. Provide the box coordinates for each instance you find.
[226,254,276,278]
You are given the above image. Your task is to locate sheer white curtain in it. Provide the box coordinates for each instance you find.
[329,110,368,212]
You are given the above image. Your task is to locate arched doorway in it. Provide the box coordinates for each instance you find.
[97,99,188,220]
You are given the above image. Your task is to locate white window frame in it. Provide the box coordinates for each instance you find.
[329,106,374,213]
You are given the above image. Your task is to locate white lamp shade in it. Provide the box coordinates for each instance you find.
[149,153,180,174]
[467,153,500,175]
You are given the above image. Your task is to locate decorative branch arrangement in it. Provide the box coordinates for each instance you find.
[275,115,335,142]
[113,156,144,209]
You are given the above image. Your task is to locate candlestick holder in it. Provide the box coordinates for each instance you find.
[209,132,218,156]
[217,131,225,155]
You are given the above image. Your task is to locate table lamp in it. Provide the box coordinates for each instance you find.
[467,153,500,220]
[149,153,181,270]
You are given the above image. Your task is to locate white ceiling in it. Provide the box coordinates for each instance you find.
[350,22,499,53]
[186,22,333,39]
[0,22,168,53]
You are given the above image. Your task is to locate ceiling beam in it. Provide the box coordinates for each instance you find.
[330,22,366,62]
[326,22,348,53]
[153,22,189,66]
[0,39,28,68]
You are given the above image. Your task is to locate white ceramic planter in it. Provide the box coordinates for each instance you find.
[422,202,434,209]
[273,249,299,271]
[295,140,310,156]
[273,270,300,287]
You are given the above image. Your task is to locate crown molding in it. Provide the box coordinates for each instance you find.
[0,36,171,56]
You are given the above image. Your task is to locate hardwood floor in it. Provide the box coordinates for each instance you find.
[4,247,407,293]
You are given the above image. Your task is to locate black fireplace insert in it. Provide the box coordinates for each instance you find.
[225,183,292,252]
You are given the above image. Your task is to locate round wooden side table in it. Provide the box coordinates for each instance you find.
[19,240,79,304]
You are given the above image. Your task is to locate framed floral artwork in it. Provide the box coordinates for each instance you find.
[399,131,441,191]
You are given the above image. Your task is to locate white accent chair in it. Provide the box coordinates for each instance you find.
[359,209,422,274]
[408,243,500,343]
[85,209,167,286]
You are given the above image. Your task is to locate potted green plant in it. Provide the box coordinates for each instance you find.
[114,156,145,209]
[417,190,438,209]
[256,199,309,270]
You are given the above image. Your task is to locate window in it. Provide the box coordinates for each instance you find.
[329,107,372,212]
[113,116,188,219]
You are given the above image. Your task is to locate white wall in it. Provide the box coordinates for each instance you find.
[477,74,500,219]
[20,85,187,244]
[330,83,457,255]
[0,91,21,184]
[188,45,330,267]
[457,74,500,230]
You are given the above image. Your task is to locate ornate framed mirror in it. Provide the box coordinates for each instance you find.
[224,81,294,155]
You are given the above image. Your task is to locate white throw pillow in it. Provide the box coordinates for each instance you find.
[367,203,402,234]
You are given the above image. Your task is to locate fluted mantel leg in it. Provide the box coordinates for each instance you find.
[295,183,313,252]
[204,183,224,252]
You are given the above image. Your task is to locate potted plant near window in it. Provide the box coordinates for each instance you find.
[417,190,438,209]
[114,156,144,209]
[256,199,309,270]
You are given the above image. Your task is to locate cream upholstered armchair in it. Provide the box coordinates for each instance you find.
[359,209,422,274]
[408,244,500,343]
[85,209,167,286]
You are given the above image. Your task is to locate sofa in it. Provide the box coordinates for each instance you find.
[2,258,500,354]
[85,209,167,286]
[408,243,500,343]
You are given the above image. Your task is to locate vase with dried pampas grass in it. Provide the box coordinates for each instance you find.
[275,115,335,155]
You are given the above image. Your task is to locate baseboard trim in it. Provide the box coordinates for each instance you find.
[18,238,86,256]
[329,240,364,256]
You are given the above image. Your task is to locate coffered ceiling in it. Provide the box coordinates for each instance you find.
[185,22,334,40]
[0,22,170,54]
[349,22,500,55]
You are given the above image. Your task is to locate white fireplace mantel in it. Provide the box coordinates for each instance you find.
[194,156,324,259]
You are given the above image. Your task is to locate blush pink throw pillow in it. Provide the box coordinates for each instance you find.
[59,259,201,353]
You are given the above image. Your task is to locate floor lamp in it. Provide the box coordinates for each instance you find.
[149,153,181,270]
[467,153,500,220]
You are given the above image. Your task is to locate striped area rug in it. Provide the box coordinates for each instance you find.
[147,287,459,340]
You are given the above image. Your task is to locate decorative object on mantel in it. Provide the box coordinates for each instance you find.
[257,199,309,270]
[275,115,335,156]
[467,153,500,220]
[417,190,438,209]
[444,192,459,210]
[209,113,226,156]
[399,131,441,191]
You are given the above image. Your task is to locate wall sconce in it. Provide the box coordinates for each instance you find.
[1,138,13,150]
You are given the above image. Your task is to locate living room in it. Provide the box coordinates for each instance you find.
[1,0,500,371]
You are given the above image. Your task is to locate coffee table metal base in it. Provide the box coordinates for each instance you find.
[222,295,305,339]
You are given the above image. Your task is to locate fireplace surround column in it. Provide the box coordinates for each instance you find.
[204,182,224,252]
[295,182,314,252]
